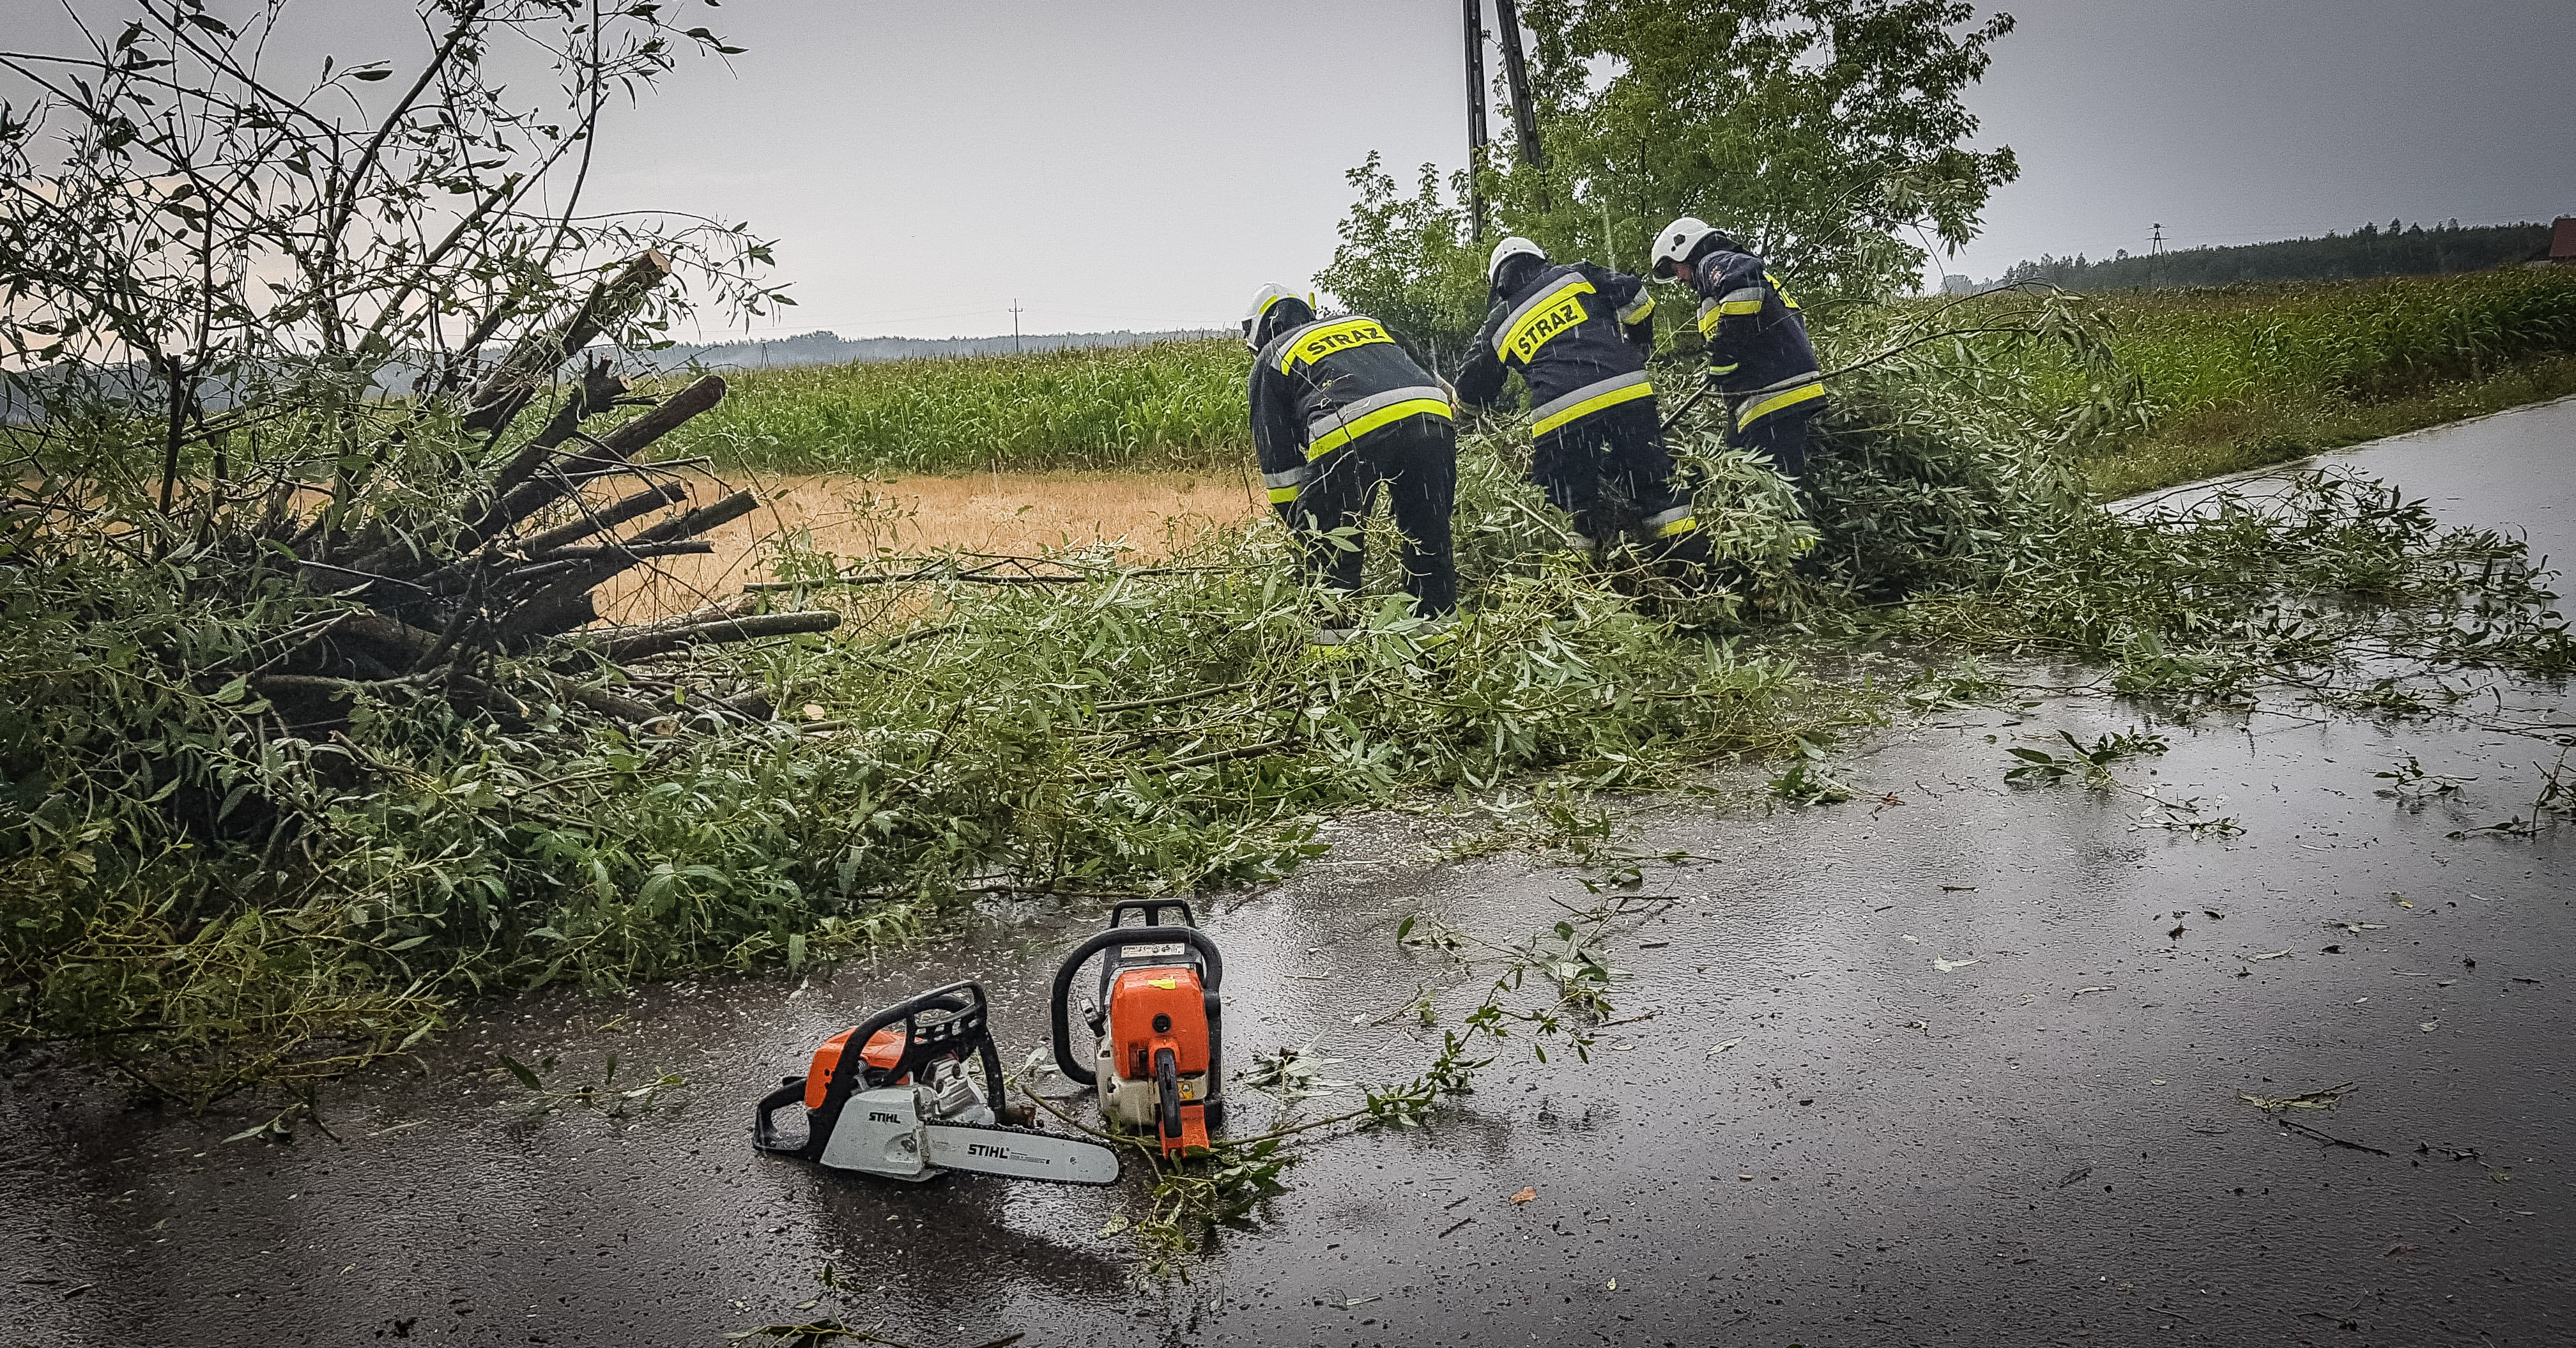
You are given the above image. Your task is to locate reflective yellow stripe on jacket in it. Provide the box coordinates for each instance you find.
[1262,463,1314,505]
[1735,378,1825,430]
[1305,385,1453,461]
[1529,370,1655,437]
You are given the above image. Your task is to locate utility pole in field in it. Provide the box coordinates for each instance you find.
[1492,0,1545,170]
[1011,300,1022,355]
[1462,0,1488,242]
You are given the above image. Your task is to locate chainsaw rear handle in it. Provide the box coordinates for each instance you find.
[1049,924,1223,1088]
[1108,899,1197,930]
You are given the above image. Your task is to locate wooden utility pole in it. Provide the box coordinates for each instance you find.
[1011,300,1023,354]
[1492,0,1544,170]
[1463,0,1489,242]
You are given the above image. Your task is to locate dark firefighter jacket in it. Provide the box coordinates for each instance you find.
[1457,262,1659,440]
[1248,315,1453,513]
[1684,249,1825,434]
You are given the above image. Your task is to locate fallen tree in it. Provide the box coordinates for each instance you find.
[238,250,838,732]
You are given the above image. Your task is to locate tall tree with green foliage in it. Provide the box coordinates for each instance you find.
[1321,0,2018,365]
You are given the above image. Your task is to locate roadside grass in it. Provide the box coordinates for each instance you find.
[643,268,2576,503]
[2060,268,2576,497]
[2080,353,2576,500]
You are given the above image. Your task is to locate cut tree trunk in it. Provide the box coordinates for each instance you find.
[263,266,839,729]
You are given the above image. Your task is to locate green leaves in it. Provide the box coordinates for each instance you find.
[1326,0,2023,344]
[1768,739,1853,806]
[499,1053,545,1092]
[2003,730,2167,785]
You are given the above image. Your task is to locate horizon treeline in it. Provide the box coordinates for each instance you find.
[1992,220,2554,291]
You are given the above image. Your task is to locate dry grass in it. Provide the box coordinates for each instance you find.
[598,466,1265,622]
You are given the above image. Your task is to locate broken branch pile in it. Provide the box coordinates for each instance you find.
[254,251,839,727]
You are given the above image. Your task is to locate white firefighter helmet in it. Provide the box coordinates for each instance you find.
[1241,283,1314,351]
[1487,235,1547,282]
[1650,216,1721,278]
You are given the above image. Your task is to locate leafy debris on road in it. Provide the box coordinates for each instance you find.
[1243,1041,1350,1102]
[2242,1082,2391,1156]
[2241,1083,2354,1112]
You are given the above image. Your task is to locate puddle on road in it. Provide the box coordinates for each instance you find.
[4,401,2572,1347]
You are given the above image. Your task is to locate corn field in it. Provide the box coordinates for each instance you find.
[657,338,1250,475]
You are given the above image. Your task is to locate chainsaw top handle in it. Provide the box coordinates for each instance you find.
[1107,899,1197,930]
[1049,924,1222,1087]
[843,979,1006,1109]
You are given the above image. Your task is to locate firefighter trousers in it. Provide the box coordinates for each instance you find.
[1731,406,1814,488]
[1292,413,1459,618]
[1532,399,1710,566]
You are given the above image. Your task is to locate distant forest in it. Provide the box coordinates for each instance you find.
[1991,220,2554,291]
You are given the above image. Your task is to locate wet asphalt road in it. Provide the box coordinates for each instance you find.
[4,399,2573,1348]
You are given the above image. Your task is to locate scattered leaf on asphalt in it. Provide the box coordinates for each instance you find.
[2241,1082,2355,1112]
[1708,1038,1742,1055]
[1901,934,1920,943]
[2167,924,2186,939]
[2420,1020,2441,1032]
[1941,885,1977,892]
[1509,1186,1536,1204]
[2249,951,2290,961]
[1935,957,1980,972]
[2072,986,2114,997]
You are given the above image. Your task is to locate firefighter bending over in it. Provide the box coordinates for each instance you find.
[1649,217,1828,513]
[1243,285,1459,639]
[1455,237,1711,569]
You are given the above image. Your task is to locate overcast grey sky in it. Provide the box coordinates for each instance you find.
[602,0,2572,339]
[19,1,2569,339]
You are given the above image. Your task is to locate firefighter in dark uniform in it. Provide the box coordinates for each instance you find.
[1243,284,1459,632]
[1648,217,1827,500]
[1455,237,1710,567]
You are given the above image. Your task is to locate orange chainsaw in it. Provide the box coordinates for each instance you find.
[1050,901,1226,1158]
[752,980,1119,1184]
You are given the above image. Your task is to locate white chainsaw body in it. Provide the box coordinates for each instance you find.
[815,1057,1117,1184]
[818,1058,993,1181]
